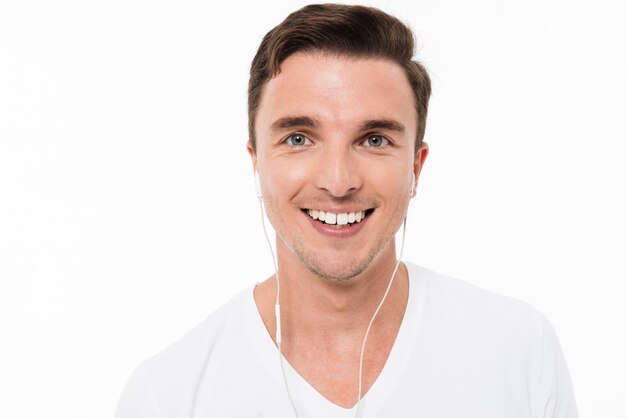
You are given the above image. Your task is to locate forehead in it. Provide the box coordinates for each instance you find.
[255,52,417,140]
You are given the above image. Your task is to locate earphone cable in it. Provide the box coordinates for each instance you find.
[258,191,407,418]
[257,196,301,418]
[353,217,407,418]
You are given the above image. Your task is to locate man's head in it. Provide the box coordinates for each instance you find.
[247,4,431,281]
[247,3,431,154]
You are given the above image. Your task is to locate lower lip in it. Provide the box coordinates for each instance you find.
[303,211,370,238]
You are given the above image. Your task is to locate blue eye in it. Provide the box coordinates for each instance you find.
[286,134,309,147]
[364,135,388,148]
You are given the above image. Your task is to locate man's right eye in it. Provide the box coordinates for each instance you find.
[285,133,310,147]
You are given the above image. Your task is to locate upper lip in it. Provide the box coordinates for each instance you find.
[301,206,372,213]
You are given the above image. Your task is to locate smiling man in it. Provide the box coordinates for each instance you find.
[116,4,578,418]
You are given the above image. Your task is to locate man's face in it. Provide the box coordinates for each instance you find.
[249,52,428,281]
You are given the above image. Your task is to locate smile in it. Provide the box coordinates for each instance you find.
[305,209,372,225]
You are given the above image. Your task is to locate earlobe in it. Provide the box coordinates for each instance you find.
[247,141,258,175]
[411,142,429,197]
[247,142,263,198]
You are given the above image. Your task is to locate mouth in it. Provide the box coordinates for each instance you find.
[302,208,375,227]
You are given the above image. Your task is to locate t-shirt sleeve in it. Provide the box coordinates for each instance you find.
[536,312,579,418]
[115,361,162,418]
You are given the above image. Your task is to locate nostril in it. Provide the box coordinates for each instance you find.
[313,163,362,197]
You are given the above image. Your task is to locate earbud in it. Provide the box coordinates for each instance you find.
[254,172,262,199]
[409,172,416,197]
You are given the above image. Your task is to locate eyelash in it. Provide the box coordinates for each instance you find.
[283,133,392,148]
[362,134,390,148]
[284,133,311,147]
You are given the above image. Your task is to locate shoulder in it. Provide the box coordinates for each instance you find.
[401,264,578,416]
[115,286,254,417]
[406,262,547,345]
[148,286,250,371]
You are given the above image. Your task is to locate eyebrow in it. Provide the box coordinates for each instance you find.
[270,116,319,133]
[359,119,405,133]
[269,116,405,134]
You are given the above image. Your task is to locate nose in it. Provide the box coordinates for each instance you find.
[313,145,362,197]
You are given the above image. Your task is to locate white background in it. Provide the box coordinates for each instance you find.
[1,0,624,416]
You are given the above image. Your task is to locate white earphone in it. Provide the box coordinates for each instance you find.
[255,172,262,199]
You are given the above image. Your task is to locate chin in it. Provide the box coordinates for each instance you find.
[292,240,386,282]
[308,261,368,282]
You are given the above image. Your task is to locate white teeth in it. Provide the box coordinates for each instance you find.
[307,209,368,225]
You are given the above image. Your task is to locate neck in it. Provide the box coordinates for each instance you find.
[254,237,409,352]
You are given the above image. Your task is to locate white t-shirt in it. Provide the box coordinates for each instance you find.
[115,263,578,418]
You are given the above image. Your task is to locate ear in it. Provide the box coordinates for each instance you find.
[246,141,258,175]
[411,142,429,197]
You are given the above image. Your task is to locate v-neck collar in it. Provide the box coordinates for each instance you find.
[243,262,426,418]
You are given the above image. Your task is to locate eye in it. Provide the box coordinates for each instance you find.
[363,134,389,148]
[285,133,310,147]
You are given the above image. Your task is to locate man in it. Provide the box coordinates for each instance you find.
[116,4,578,417]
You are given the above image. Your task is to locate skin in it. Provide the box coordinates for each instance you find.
[247,52,428,408]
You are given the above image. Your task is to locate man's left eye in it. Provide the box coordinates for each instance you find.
[363,135,389,148]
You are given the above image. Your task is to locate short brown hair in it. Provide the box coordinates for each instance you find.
[247,3,431,153]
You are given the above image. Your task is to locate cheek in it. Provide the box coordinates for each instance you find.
[369,165,410,194]
[262,161,308,199]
